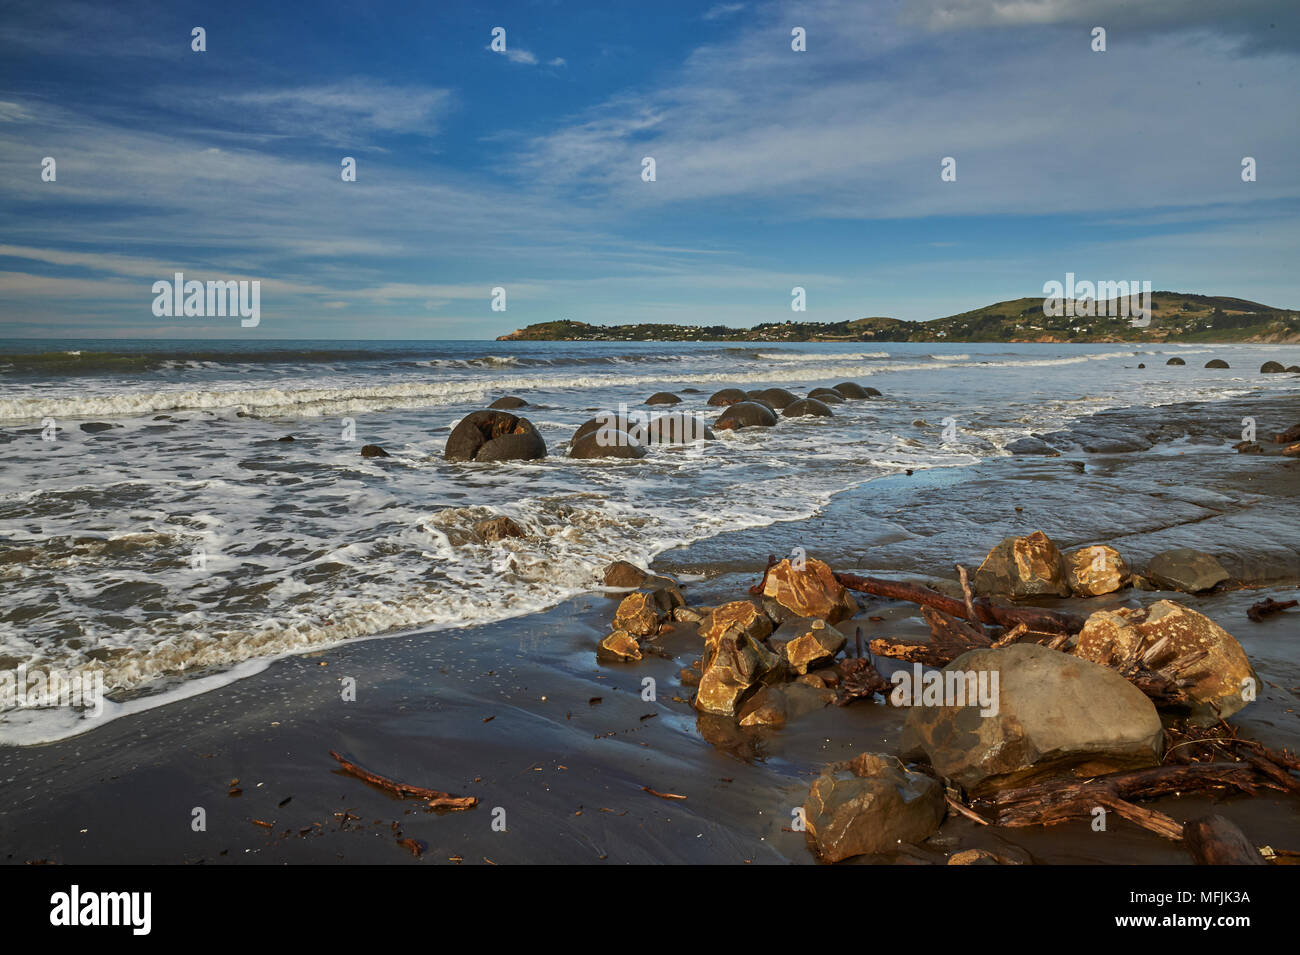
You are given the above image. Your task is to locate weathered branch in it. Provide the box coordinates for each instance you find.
[329,750,477,810]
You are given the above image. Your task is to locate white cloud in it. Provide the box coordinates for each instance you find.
[703,3,746,19]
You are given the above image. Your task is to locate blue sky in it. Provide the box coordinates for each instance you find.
[0,0,1297,339]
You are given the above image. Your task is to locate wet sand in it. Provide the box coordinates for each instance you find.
[1,393,1297,864]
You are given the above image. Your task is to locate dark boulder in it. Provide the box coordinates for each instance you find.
[277,435,295,442]
[645,392,681,405]
[714,401,778,431]
[782,397,833,418]
[1005,436,1059,456]
[571,414,633,446]
[1204,359,1230,369]
[833,382,880,398]
[1137,363,1146,368]
[445,410,547,462]
[475,516,525,541]
[1166,357,1185,366]
[1288,366,1300,373]
[747,387,798,409]
[807,387,845,403]
[79,422,120,433]
[1260,361,1285,373]
[360,444,390,458]
[603,560,647,588]
[489,396,528,409]
[641,412,714,444]
[1145,548,1229,593]
[707,388,748,406]
[569,432,647,459]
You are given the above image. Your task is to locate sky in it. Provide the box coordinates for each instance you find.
[0,0,1297,340]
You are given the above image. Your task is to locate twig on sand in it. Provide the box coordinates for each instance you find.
[642,786,686,800]
[328,750,477,810]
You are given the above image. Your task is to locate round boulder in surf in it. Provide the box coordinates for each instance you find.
[783,398,833,418]
[707,388,747,407]
[747,387,798,409]
[807,387,844,403]
[715,401,778,431]
[833,382,881,399]
[445,410,547,462]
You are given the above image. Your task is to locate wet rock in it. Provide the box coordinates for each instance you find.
[640,412,714,444]
[474,516,525,542]
[1064,544,1129,596]
[680,667,701,687]
[714,401,778,431]
[1166,357,1185,366]
[900,643,1164,793]
[947,848,1028,865]
[645,392,681,405]
[488,396,528,409]
[761,557,858,622]
[571,415,634,445]
[649,582,686,615]
[673,606,705,624]
[1204,359,1230,369]
[1273,423,1300,443]
[739,683,835,727]
[360,444,390,458]
[798,673,828,688]
[747,387,798,409]
[445,410,546,463]
[1260,361,1286,373]
[807,387,845,403]
[833,382,881,399]
[784,620,847,674]
[695,631,783,716]
[569,432,647,459]
[597,630,642,663]
[803,754,946,862]
[1284,442,1300,456]
[972,531,1071,599]
[811,667,840,688]
[707,388,748,406]
[697,599,774,647]
[1075,600,1257,724]
[277,435,294,442]
[1132,574,1157,591]
[614,592,661,637]
[79,422,120,433]
[1288,366,1300,373]
[1137,363,1146,368]
[1234,440,1264,454]
[1005,436,1059,456]
[782,397,834,418]
[1145,548,1229,593]
[603,560,648,589]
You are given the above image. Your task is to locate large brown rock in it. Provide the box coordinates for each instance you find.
[474,516,525,542]
[613,592,661,637]
[603,560,647,589]
[738,683,835,728]
[645,392,681,405]
[597,630,642,663]
[694,631,783,716]
[569,432,647,459]
[762,557,858,623]
[641,412,714,444]
[833,382,881,399]
[900,643,1164,793]
[782,397,834,418]
[707,388,748,407]
[1074,600,1257,724]
[697,600,773,648]
[973,531,1071,599]
[445,410,547,462]
[803,754,945,862]
[714,401,778,431]
[1064,544,1129,596]
[784,620,847,674]
[1145,548,1229,593]
[747,388,798,409]
[807,387,844,403]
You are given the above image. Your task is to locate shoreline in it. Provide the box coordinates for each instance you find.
[1,391,1297,864]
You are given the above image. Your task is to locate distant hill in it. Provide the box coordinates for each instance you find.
[496,293,1300,343]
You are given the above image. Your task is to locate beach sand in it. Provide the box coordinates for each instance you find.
[1,394,1297,865]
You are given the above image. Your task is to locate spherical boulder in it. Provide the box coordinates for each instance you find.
[714,401,778,431]
[1204,359,1229,369]
[807,387,844,403]
[747,387,798,409]
[1166,357,1185,366]
[445,410,547,462]
[707,388,747,407]
[1260,361,1285,373]
[833,382,880,398]
[569,432,647,459]
[641,412,715,444]
[489,396,528,409]
[783,397,834,418]
[646,392,681,405]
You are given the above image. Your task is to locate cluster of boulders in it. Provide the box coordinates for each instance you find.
[972,529,1236,597]
[1163,359,1298,373]
[593,525,1265,863]
[440,383,883,463]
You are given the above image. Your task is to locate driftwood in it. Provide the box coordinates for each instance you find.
[834,571,1086,635]
[1247,597,1298,622]
[329,750,477,810]
[1184,814,1266,865]
[835,657,890,705]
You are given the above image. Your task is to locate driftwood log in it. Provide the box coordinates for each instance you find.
[833,571,1087,634]
[1247,597,1298,622]
[329,750,477,810]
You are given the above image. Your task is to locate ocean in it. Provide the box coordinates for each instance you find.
[1,338,1296,744]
